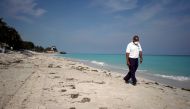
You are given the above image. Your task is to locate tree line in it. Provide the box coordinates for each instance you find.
[0,18,58,52]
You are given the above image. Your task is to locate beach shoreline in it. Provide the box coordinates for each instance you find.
[0,51,190,109]
[55,54,190,89]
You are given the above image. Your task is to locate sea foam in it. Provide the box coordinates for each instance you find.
[155,74,190,81]
[91,60,105,66]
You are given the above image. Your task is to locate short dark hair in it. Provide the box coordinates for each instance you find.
[133,35,139,41]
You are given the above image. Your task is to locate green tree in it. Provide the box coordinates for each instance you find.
[0,18,23,50]
[0,18,8,43]
[34,46,44,52]
[22,41,35,50]
[0,18,59,53]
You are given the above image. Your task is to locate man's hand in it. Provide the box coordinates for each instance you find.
[127,61,130,66]
[139,51,143,64]
[126,53,130,66]
[140,58,143,64]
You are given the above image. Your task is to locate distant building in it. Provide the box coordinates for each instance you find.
[46,46,58,53]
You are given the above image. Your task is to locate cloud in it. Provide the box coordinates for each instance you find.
[1,0,46,22]
[133,4,162,21]
[91,0,138,13]
[113,0,190,27]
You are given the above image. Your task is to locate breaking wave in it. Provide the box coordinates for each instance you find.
[155,74,190,81]
[91,60,105,66]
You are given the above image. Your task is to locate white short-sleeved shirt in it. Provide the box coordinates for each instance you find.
[126,42,142,58]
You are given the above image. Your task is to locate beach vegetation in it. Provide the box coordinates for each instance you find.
[0,18,64,53]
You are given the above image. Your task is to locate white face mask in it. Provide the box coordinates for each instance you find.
[134,41,139,45]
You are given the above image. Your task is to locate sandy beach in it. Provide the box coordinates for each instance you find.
[0,52,190,109]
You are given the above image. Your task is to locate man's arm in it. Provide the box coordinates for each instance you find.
[139,51,143,64]
[126,53,130,66]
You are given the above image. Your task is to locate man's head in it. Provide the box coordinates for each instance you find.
[133,35,139,45]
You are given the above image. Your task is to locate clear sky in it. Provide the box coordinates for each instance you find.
[0,0,190,55]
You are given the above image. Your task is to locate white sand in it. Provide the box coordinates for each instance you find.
[0,52,190,109]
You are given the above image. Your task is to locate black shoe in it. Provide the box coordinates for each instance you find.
[123,78,129,84]
[125,80,129,84]
[123,78,126,80]
[132,82,137,86]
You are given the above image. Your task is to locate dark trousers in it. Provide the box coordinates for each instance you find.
[124,58,138,83]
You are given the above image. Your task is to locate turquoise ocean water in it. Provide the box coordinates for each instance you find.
[56,54,190,82]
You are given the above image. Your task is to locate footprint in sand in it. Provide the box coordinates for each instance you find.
[99,107,108,109]
[80,97,91,103]
[91,69,98,72]
[55,65,62,68]
[64,85,76,89]
[66,78,75,81]
[71,94,79,99]
[49,72,56,74]
[60,89,67,92]
[48,64,53,68]
[79,80,105,84]
[53,76,61,79]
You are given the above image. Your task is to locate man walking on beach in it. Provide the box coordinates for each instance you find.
[124,35,143,86]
